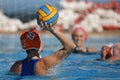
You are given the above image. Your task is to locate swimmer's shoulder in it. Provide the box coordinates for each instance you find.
[10,60,22,74]
[35,58,49,75]
[37,52,62,68]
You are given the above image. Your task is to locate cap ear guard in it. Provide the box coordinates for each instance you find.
[26,31,35,40]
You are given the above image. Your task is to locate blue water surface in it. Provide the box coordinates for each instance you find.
[0,34,120,80]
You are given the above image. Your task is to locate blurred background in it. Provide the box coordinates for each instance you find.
[0,0,120,53]
[0,0,120,33]
[0,1,120,79]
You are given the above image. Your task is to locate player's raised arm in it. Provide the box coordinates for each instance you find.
[42,22,76,59]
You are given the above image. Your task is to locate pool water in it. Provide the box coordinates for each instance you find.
[0,34,120,80]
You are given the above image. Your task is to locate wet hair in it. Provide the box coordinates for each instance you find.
[26,49,39,57]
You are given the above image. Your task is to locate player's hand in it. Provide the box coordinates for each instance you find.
[40,22,53,31]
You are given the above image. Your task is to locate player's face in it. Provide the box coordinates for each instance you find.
[113,44,120,56]
[73,30,85,47]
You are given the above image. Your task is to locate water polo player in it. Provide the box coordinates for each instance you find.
[101,43,114,60]
[71,26,97,54]
[96,43,120,62]
[102,43,120,62]
[9,21,75,76]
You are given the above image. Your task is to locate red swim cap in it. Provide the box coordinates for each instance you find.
[20,29,41,50]
[72,27,87,41]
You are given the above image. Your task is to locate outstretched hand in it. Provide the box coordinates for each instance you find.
[40,22,53,31]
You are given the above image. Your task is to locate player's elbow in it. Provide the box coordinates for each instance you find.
[68,43,76,51]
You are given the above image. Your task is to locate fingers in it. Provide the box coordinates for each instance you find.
[50,23,52,27]
[40,22,44,29]
[44,22,49,28]
[39,21,53,31]
[40,22,48,29]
